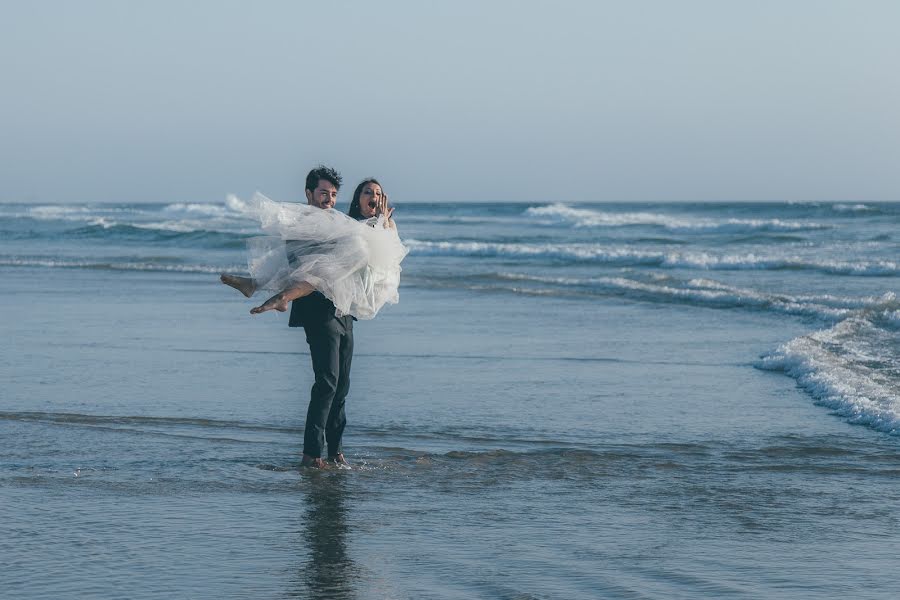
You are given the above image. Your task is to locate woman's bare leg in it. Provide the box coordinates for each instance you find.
[220,274,256,298]
[250,282,316,314]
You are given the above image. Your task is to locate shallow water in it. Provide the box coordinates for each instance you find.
[2,201,899,598]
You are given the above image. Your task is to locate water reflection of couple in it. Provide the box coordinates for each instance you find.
[290,476,357,599]
[221,166,408,469]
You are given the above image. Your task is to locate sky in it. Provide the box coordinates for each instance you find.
[1,0,898,204]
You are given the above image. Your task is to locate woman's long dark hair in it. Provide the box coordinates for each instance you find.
[347,178,382,220]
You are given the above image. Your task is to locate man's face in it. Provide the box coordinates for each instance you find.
[306,180,338,209]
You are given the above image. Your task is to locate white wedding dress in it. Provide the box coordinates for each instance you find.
[237,193,408,320]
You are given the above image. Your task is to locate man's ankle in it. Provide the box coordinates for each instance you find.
[329,453,351,469]
[301,453,326,468]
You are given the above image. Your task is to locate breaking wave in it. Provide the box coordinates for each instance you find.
[757,312,900,434]
[404,240,900,275]
[408,271,895,321]
[496,274,895,320]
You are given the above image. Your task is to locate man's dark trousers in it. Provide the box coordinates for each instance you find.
[290,292,353,459]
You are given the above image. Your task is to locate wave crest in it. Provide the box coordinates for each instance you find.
[757,315,900,434]
[525,203,827,232]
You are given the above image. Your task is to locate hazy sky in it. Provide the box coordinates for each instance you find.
[1,0,898,203]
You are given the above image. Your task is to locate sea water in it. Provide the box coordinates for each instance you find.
[1,200,898,599]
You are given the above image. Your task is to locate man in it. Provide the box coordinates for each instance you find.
[290,165,354,469]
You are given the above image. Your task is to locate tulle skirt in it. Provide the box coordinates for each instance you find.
[238,193,408,320]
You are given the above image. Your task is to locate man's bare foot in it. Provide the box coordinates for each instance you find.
[220,274,256,298]
[329,454,352,470]
[301,454,327,469]
[250,292,289,314]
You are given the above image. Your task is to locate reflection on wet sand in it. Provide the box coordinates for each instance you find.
[290,474,357,599]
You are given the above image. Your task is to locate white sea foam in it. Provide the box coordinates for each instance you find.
[396,214,526,225]
[13,201,253,234]
[661,252,900,275]
[526,204,694,228]
[133,220,202,233]
[164,203,231,217]
[404,240,662,264]
[225,194,250,213]
[23,205,141,223]
[28,205,92,216]
[525,203,826,232]
[87,217,116,229]
[832,203,873,212]
[76,216,203,234]
[404,239,900,275]
[757,316,900,434]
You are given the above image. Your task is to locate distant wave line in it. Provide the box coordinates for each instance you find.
[0,410,302,434]
[525,203,830,231]
[0,257,238,274]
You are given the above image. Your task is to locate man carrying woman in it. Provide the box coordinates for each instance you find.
[221,165,407,469]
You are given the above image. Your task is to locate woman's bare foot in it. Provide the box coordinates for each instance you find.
[220,274,256,298]
[250,292,289,314]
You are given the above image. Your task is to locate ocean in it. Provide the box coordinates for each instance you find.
[2,199,899,599]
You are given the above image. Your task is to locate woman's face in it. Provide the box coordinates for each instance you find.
[358,183,384,218]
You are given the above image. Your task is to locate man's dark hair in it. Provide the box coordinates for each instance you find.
[347,177,382,220]
[305,165,343,192]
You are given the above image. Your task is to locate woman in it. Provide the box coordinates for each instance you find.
[348,177,397,228]
[220,178,406,319]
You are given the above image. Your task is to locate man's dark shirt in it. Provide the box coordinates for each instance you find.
[288,292,340,327]
[286,215,366,327]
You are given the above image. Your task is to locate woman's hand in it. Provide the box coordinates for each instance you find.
[378,193,396,230]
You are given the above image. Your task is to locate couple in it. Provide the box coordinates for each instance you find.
[221,166,408,469]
